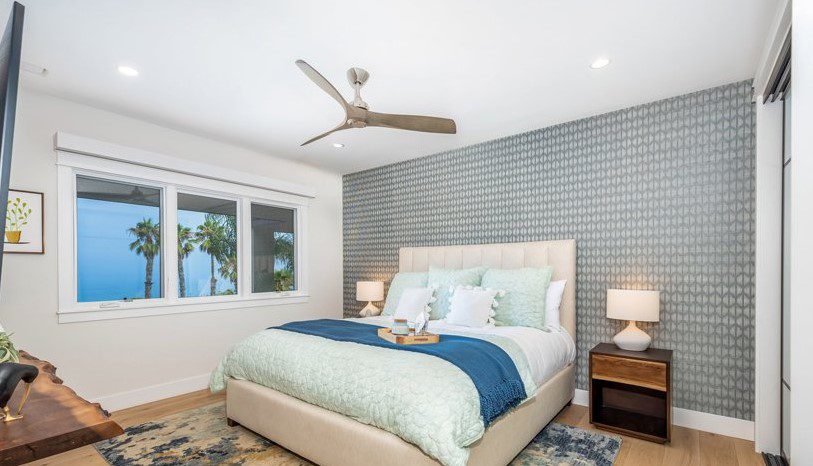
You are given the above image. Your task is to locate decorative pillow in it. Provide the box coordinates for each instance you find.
[427,266,488,319]
[480,267,553,329]
[393,286,437,322]
[445,285,504,328]
[383,272,428,315]
[545,280,567,331]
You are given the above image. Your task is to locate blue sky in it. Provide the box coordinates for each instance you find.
[77,199,235,302]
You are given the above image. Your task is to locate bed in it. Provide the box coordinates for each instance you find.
[215,239,576,466]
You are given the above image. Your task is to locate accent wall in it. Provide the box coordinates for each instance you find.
[343,80,755,420]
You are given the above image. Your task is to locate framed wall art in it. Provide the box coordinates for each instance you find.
[4,189,44,254]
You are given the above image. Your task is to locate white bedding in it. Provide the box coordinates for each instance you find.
[354,316,576,387]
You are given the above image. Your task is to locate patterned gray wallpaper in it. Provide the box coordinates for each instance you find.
[343,80,755,420]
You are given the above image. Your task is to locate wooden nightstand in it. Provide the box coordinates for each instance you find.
[589,342,672,443]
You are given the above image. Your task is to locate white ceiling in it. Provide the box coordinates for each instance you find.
[5,0,777,174]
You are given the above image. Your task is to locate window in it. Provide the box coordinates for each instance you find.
[177,193,238,297]
[76,176,163,302]
[56,134,311,323]
[251,203,295,293]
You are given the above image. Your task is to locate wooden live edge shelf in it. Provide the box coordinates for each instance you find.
[0,351,124,466]
[589,343,673,443]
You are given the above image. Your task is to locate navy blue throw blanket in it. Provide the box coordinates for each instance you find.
[272,319,526,425]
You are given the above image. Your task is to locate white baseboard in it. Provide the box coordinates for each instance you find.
[92,372,212,412]
[573,388,590,406]
[572,389,755,441]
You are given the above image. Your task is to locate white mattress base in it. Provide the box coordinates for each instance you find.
[226,364,575,466]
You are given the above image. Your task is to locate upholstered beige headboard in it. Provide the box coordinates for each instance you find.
[399,240,576,338]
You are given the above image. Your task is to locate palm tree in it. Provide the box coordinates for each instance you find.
[195,215,226,296]
[128,218,161,299]
[273,233,295,271]
[177,224,197,298]
[218,254,238,292]
[272,233,294,291]
[218,215,238,292]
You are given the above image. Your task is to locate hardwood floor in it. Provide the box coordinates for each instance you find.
[24,390,763,466]
[554,404,764,466]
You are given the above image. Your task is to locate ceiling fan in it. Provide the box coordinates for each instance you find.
[295,60,457,146]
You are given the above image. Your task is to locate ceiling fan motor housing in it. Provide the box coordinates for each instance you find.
[347,67,369,86]
[347,67,370,109]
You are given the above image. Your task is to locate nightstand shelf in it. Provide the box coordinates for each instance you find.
[589,343,672,443]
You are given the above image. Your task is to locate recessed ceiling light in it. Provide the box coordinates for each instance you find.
[332,143,345,148]
[117,65,139,77]
[590,57,611,70]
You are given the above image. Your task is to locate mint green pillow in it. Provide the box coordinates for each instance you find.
[481,267,553,329]
[383,272,428,315]
[427,266,488,319]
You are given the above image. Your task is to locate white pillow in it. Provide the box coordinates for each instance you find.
[445,286,503,328]
[545,280,567,331]
[393,287,436,321]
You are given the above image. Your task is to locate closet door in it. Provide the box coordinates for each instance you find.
[781,87,791,460]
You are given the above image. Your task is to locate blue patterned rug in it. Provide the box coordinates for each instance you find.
[511,422,621,466]
[96,403,621,465]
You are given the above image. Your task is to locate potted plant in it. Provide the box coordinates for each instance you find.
[0,324,18,363]
[5,197,31,244]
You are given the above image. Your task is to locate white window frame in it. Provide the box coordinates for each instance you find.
[56,132,311,323]
[246,199,301,295]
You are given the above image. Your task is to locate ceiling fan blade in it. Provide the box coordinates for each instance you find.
[295,59,348,111]
[300,121,351,146]
[366,111,457,134]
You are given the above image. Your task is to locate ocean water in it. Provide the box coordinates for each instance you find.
[77,199,235,302]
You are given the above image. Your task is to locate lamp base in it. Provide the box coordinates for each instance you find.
[612,321,651,351]
[358,302,381,317]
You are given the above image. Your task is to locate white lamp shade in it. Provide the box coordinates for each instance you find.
[607,289,660,322]
[356,281,384,302]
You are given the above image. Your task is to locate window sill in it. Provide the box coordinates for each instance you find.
[57,294,310,323]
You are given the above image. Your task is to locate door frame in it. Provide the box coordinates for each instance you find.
[753,0,791,454]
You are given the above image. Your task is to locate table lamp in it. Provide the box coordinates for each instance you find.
[356,281,384,317]
[606,289,660,351]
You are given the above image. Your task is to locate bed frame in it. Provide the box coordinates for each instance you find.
[226,239,576,466]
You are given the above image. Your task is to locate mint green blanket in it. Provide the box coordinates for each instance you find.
[210,322,536,466]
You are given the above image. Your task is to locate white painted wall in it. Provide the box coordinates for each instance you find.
[0,90,343,410]
[790,1,813,463]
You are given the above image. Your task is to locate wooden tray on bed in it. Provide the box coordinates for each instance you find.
[377,328,439,345]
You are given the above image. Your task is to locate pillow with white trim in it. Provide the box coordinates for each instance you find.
[545,279,567,331]
[393,286,437,322]
[480,266,553,329]
[427,266,488,319]
[445,285,504,328]
[383,272,428,315]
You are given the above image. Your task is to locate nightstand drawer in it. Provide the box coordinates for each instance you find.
[591,354,667,391]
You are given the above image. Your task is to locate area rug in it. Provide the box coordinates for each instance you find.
[95,403,621,466]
